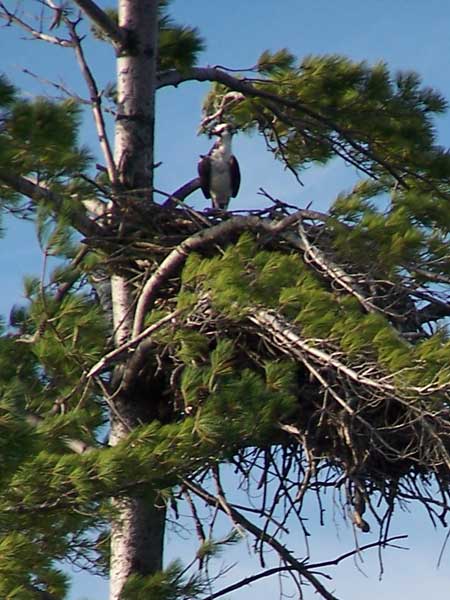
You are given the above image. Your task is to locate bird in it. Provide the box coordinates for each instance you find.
[197,123,241,209]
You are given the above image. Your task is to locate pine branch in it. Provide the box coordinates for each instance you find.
[24,412,95,454]
[156,67,424,191]
[132,211,306,336]
[0,169,101,237]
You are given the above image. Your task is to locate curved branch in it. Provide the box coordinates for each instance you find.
[0,169,101,237]
[157,67,408,188]
[163,177,201,208]
[132,211,305,336]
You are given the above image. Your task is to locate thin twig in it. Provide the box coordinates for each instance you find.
[65,17,118,184]
[0,1,73,46]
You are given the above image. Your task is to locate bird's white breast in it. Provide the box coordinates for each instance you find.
[207,132,234,208]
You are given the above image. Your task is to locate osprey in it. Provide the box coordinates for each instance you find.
[198,123,241,209]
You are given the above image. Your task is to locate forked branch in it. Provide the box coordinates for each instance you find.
[184,478,340,600]
[0,2,73,46]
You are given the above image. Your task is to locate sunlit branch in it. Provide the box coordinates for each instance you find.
[157,67,410,189]
[132,211,306,336]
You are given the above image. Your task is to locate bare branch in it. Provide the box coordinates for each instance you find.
[201,566,297,600]
[87,309,181,378]
[202,534,407,600]
[308,535,408,569]
[184,478,340,600]
[66,19,118,184]
[22,67,90,104]
[0,2,73,46]
[132,211,306,336]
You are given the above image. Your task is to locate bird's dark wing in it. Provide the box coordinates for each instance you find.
[197,155,211,199]
[230,155,241,197]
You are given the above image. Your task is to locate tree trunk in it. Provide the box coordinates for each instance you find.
[109,412,166,600]
[109,2,162,599]
[115,0,158,194]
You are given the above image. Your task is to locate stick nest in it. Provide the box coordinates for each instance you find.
[100,200,450,534]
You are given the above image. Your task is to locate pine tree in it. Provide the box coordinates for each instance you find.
[1,2,450,599]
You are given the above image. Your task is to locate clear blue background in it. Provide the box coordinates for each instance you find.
[1,1,450,598]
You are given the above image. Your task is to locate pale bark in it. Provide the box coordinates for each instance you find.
[111,274,133,347]
[72,0,125,47]
[109,2,162,599]
[110,496,165,600]
[115,0,158,193]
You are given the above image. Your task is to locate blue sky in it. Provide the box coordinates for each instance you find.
[1,1,450,598]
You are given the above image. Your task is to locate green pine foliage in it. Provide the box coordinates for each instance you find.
[122,560,206,600]
[204,53,450,191]
[4,97,90,177]
[180,230,450,390]
[2,4,450,597]
[91,2,205,72]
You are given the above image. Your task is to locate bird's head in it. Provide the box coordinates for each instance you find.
[210,123,236,139]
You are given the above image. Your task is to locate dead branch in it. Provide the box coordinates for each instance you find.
[201,534,407,600]
[294,221,379,314]
[22,67,90,105]
[248,309,449,396]
[0,1,73,46]
[87,309,181,378]
[183,478,340,600]
[65,17,117,184]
